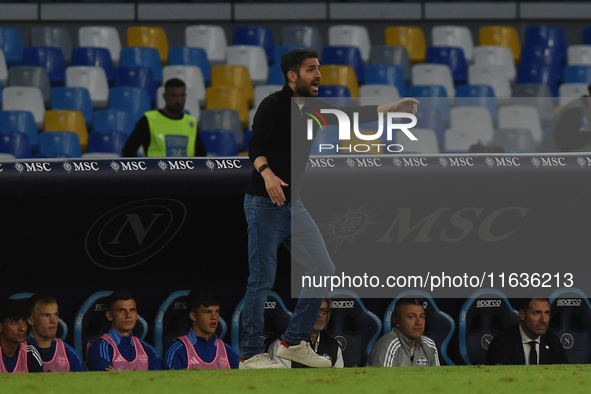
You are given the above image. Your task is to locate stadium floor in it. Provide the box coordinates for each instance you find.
[5,364,590,394]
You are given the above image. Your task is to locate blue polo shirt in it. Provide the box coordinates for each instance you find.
[164,329,239,370]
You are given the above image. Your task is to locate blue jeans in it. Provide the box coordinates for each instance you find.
[240,194,335,358]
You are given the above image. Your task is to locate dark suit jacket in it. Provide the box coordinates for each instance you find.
[486,324,569,365]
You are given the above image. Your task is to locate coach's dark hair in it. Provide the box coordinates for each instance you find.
[0,299,30,322]
[106,290,135,311]
[27,294,57,315]
[187,288,220,314]
[164,77,186,89]
[393,298,423,322]
[520,298,550,313]
[280,49,319,83]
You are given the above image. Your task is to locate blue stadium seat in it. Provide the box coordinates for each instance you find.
[455,84,498,124]
[326,290,381,367]
[549,288,591,364]
[563,65,591,84]
[9,292,68,340]
[317,85,352,107]
[38,131,82,158]
[0,110,39,152]
[87,131,127,156]
[383,290,456,365]
[200,129,238,156]
[274,45,308,65]
[267,64,285,85]
[414,106,446,146]
[0,131,32,159]
[233,25,275,65]
[520,45,563,72]
[50,86,94,130]
[525,25,567,66]
[231,291,292,353]
[121,46,163,87]
[114,67,157,106]
[153,290,228,359]
[408,84,450,125]
[364,64,406,97]
[73,291,149,360]
[310,124,340,156]
[200,108,244,151]
[23,46,66,86]
[322,45,365,84]
[242,129,252,152]
[583,26,591,45]
[108,86,151,124]
[0,27,24,67]
[93,109,135,137]
[168,46,211,86]
[426,46,468,84]
[72,47,116,86]
[515,63,560,97]
[458,289,520,365]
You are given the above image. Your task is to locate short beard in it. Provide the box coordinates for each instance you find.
[295,77,315,98]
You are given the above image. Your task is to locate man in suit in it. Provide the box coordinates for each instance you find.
[486,298,568,365]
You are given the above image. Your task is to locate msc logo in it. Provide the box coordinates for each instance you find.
[14,162,51,173]
[110,161,147,172]
[174,302,187,310]
[476,300,501,308]
[481,334,494,350]
[345,157,381,169]
[205,159,242,171]
[158,160,195,171]
[556,299,581,307]
[85,198,187,270]
[264,301,277,309]
[94,303,108,312]
[331,300,355,309]
[392,157,429,168]
[531,157,566,168]
[439,157,474,168]
[485,157,520,168]
[560,333,574,349]
[62,161,100,173]
[307,158,336,168]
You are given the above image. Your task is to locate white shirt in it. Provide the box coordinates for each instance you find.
[519,323,540,365]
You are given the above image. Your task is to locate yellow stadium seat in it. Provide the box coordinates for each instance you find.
[479,26,521,65]
[206,86,249,129]
[44,109,88,151]
[127,26,169,65]
[211,65,254,106]
[384,26,426,64]
[319,65,359,98]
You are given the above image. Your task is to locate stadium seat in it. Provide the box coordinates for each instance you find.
[515,64,560,97]
[310,124,339,156]
[205,86,249,129]
[247,108,255,132]
[108,86,151,124]
[153,290,228,358]
[121,46,163,87]
[468,64,512,100]
[443,127,481,152]
[50,86,94,129]
[168,46,211,86]
[0,131,32,159]
[267,64,285,85]
[274,45,308,65]
[185,25,227,65]
[87,130,126,156]
[426,46,468,84]
[44,109,89,151]
[512,83,556,127]
[413,106,446,145]
[370,45,411,83]
[281,25,324,56]
[31,27,73,65]
[583,26,591,45]
[162,65,206,106]
[156,86,201,119]
[73,291,149,360]
[226,45,269,86]
[93,109,135,137]
[0,110,39,152]
[384,26,426,64]
[432,25,474,63]
[395,128,439,154]
[559,83,589,106]
[232,25,275,65]
[474,45,516,82]
[383,290,455,365]
[411,63,455,97]
[66,65,109,108]
[325,290,381,367]
[319,65,359,98]
[567,45,591,65]
[524,25,567,66]
[253,84,282,108]
[242,129,252,152]
[8,65,51,107]
[450,106,494,144]
[407,85,451,126]
[0,27,24,67]
[0,50,7,87]
[563,65,591,84]
[458,289,520,365]
[231,291,292,353]
[210,65,254,106]
[520,45,563,77]
[317,85,352,107]
[329,25,371,63]
[549,287,591,364]
[38,131,82,158]
[127,26,169,65]
[200,129,238,156]
[114,66,157,105]
[358,84,400,106]
[9,292,68,340]
[71,47,116,86]
[78,26,122,66]
[2,86,46,129]
[322,46,365,85]
[479,26,521,64]
[498,104,543,145]
[493,128,537,153]
[455,84,498,124]
[200,108,244,150]
[23,46,66,87]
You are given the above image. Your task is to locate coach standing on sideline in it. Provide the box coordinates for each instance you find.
[239,48,419,369]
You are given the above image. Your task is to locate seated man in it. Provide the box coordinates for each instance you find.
[0,299,43,373]
[86,290,161,371]
[26,294,84,372]
[122,77,207,157]
[164,289,239,369]
[486,298,568,365]
[367,298,439,367]
[268,298,343,368]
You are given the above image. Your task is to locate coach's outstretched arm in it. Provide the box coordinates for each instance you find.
[377,97,420,115]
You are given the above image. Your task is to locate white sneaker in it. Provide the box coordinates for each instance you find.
[239,353,287,369]
[276,340,332,368]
